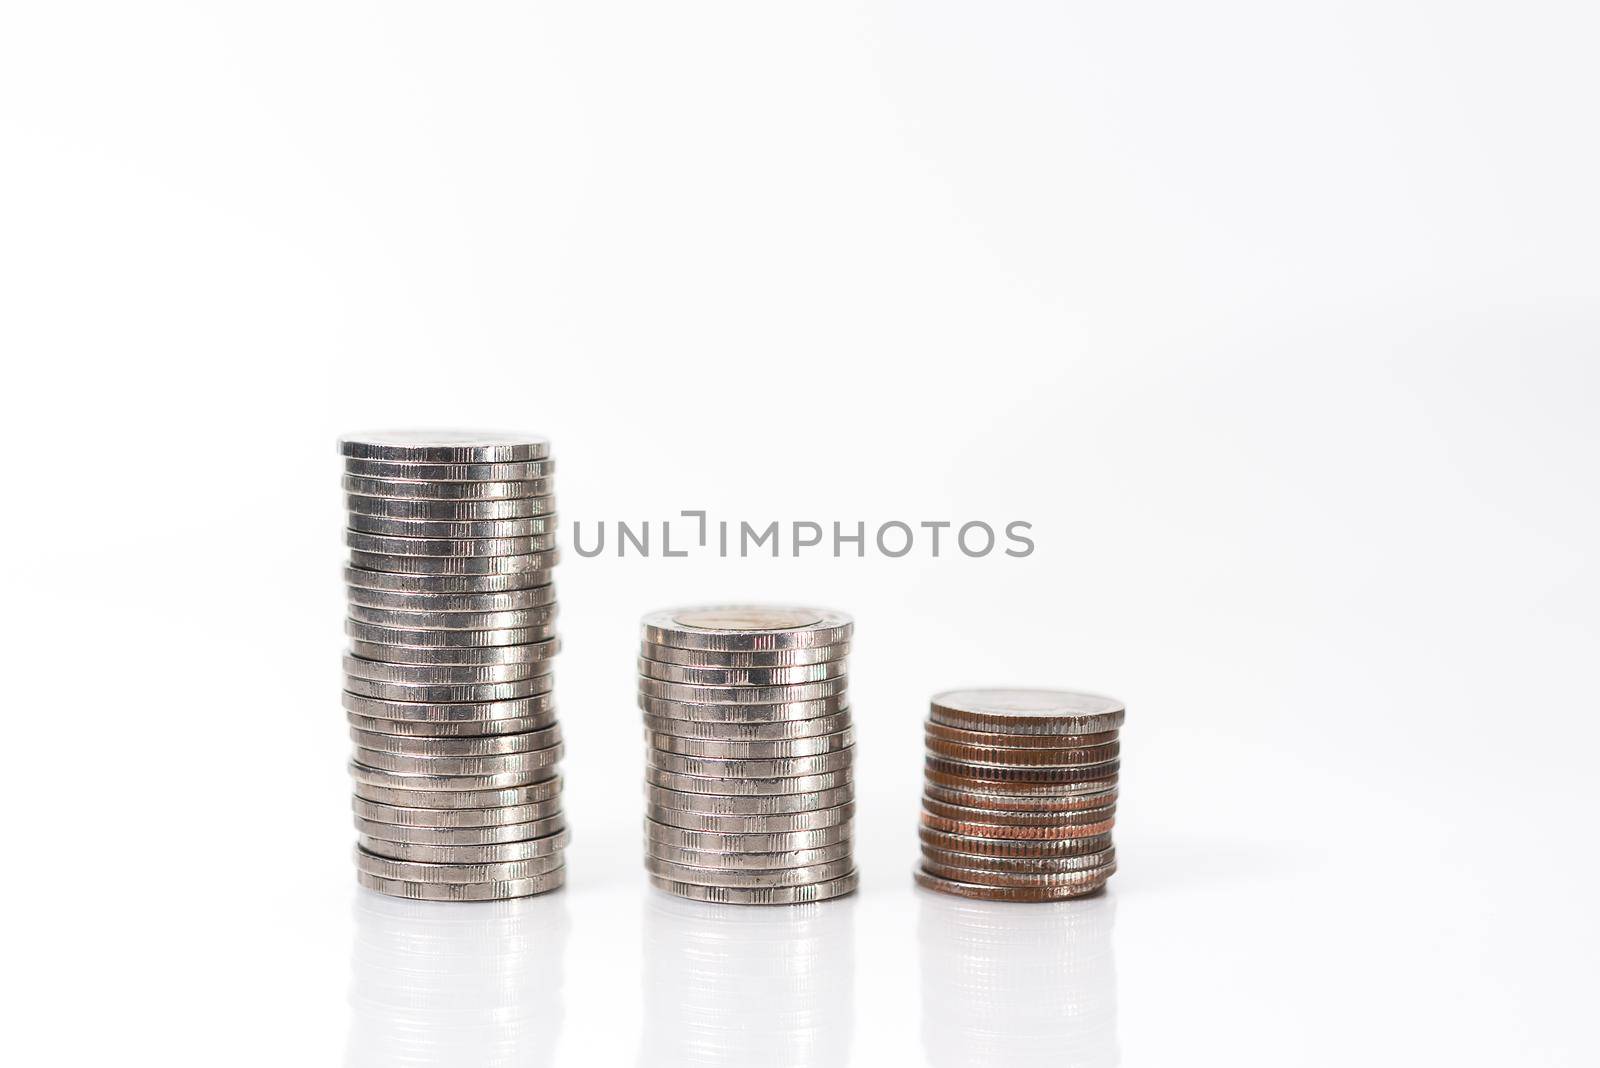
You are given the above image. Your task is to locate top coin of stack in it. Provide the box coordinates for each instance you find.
[914,688,1124,902]
[637,605,859,905]
[339,431,569,902]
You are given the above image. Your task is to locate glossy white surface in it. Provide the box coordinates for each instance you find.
[4,2,1596,1064]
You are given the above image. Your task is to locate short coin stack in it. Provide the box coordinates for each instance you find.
[637,605,858,905]
[915,688,1124,901]
[340,431,568,901]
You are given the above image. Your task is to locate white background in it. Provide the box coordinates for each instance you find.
[3,2,1597,1065]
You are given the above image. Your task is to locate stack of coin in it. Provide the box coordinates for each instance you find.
[637,606,858,905]
[915,688,1123,901]
[340,431,568,901]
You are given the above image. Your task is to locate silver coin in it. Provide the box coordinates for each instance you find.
[344,677,552,703]
[916,827,1115,858]
[920,781,1119,811]
[645,726,853,759]
[925,736,1122,767]
[357,829,568,863]
[647,839,853,870]
[347,711,556,736]
[637,693,848,723]
[645,765,851,796]
[346,603,559,631]
[639,641,850,667]
[351,745,563,777]
[354,845,563,883]
[338,431,551,464]
[343,654,552,684]
[920,796,1116,827]
[342,475,556,500]
[922,767,1119,797]
[919,844,1116,874]
[645,802,854,834]
[345,637,560,666]
[913,865,1112,901]
[646,746,853,779]
[346,618,557,648]
[346,549,560,576]
[923,755,1121,784]
[346,493,557,521]
[352,777,561,809]
[639,606,854,651]
[344,564,552,594]
[649,869,857,904]
[343,457,556,481]
[641,710,850,741]
[637,676,847,705]
[637,658,846,685]
[349,723,561,755]
[355,816,567,846]
[346,512,558,539]
[349,761,557,792]
[352,796,562,827]
[645,818,853,853]
[645,783,854,815]
[929,688,1126,735]
[357,868,566,900]
[345,529,558,558]
[346,583,557,612]
[646,855,854,889]
[342,690,555,723]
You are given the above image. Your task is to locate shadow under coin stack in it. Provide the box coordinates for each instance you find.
[339,431,568,901]
[637,606,858,905]
[915,688,1124,902]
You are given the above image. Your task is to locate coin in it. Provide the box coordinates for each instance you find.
[348,761,556,792]
[346,494,557,521]
[345,638,560,666]
[647,747,854,779]
[646,727,853,759]
[346,604,559,631]
[919,844,1116,874]
[920,797,1115,827]
[919,812,1115,840]
[640,606,854,651]
[924,738,1121,767]
[345,513,558,539]
[638,694,849,723]
[354,844,564,883]
[637,658,847,686]
[917,827,1114,858]
[351,745,563,777]
[352,777,561,809]
[346,549,560,576]
[338,431,550,464]
[923,756,1121,784]
[920,782,1118,812]
[352,796,562,827]
[344,564,552,593]
[356,868,566,900]
[343,655,552,685]
[342,475,556,500]
[645,766,852,796]
[647,856,855,888]
[346,711,555,737]
[343,457,556,481]
[641,711,850,741]
[357,830,569,864]
[349,724,561,755]
[637,676,847,705]
[346,619,557,648]
[646,803,854,834]
[343,677,551,703]
[647,840,853,870]
[929,688,1126,735]
[649,870,857,904]
[923,721,1121,749]
[645,783,854,815]
[914,865,1114,900]
[346,583,558,612]
[345,530,558,558]
[355,817,567,847]
[644,819,852,853]
[921,768,1119,796]
[639,642,849,667]
[342,691,556,723]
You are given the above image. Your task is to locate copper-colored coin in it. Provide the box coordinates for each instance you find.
[914,865,1113,901]
[924,738,1120,766]
[924,755,1120,784]
[920,844,1116,874]
[924,721,1119,749]
[917,827,1113,858]
[920,796,1116,827]
[922,768,1118,796]
[921,782,1118,812]
[919,859,1117,890]
[919,811,1115,840]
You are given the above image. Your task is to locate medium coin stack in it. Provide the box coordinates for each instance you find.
[915,688,1124,902]
[340,431,568,901]
[637,605,858,905]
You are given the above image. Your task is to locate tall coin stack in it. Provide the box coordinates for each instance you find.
[340,431,568,901]
[637,606,858,905]
[915,688,1124,902]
